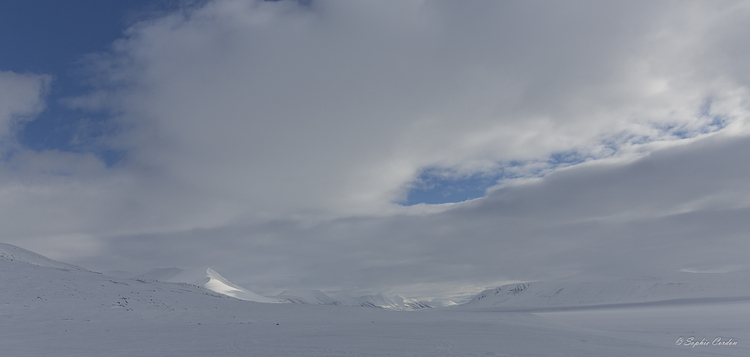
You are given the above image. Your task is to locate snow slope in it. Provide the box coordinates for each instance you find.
[0,242,82,270]
[134,267,286,303]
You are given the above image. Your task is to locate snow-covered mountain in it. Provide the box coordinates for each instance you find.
[133,267,287,303]
[276,289,432,311]
[461,273,750,310]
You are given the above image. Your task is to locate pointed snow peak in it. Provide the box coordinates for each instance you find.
[205,267,237,288]
[193,267,287,303]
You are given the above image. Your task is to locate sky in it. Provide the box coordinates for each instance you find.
[1,0,750,301]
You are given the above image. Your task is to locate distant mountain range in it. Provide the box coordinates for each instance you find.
[132,268,433,310]
[6,242,728,356]
[3,242,748,312]
[276,289,432,311]
[129,266,433,310]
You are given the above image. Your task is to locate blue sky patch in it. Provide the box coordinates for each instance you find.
[0,0,177,166]
[403,169,500,205]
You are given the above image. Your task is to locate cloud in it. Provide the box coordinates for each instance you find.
[68,0,750,218]
[2,1,750,298]
[0,71,50,142]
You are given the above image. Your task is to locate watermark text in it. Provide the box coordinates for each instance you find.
[676,336,738,347]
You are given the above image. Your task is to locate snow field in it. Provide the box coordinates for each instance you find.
[1,243,748,356]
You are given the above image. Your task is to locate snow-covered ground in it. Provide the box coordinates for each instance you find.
[1,242,747,356]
